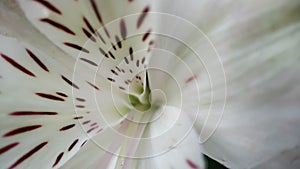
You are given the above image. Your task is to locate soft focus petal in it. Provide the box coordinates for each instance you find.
[150,0,300,168]
[253,146,300,169]
[181,1,300,169]
[201,23,300,169]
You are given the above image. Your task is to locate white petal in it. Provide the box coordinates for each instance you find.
[136,106,205,169]
[150,0,300,168]
[18,0,157,94]
[0,35,127,168]
[253,146,300,169]
[195,3,300,169]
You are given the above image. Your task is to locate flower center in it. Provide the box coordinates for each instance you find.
[129,71,151,112]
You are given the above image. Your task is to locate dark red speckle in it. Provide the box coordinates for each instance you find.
[3,125,42,137]
[52,152,64,167]
[40,18,75,35]
[0,142,19,155]
[68,139,79,151]
[34,0,62,15]
[1,54,35,77]
[137,6,150,29]
[36,93,65,101]
[59,124,75,131]
[26,49,49,72]
[120,19,127,40]
[9,142,48,169]
[10,111,58,116]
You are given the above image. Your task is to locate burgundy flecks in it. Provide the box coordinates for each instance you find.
[36,92,65,101]
[186,159,199,169]
[40,18,75,35]
[63,42,89,53]
[26,49,49,72]
[3,125,42,137]
[52,152,64,167]
[0,142,19,155]
[1,54,36,77]
[9,142,48,169]
[59,124,76,131]
[34,0,62,15]
[61,75,80,89]
[10,111,58,116]
[137,6,150,29]
[68,139,79,151]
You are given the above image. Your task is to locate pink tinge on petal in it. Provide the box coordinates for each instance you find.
[186,159,200,169]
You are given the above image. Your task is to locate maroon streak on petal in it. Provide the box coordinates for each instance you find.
[96,32,106,44]
[107,78,115,82]
[82,120,91,125]
[61,75,79,89]
[86,81,100,90]
[149,40,154,46]
[83,17,96,34]
[99,48,108,58]
[73,116,83,120]
[186,159,199,169]
[26,49,49,72]
[76,98,86,102]
[185,75,197,84]
[108,51,115,59]
[129,47,134,61]
[87,126,99,133]
[9,142,48,169]
[136,60,140,67]
[10,111,58,116]
[124,57,129,64]
[52,152,64,168]
[111,69,118,76]
[81,140,87,147]
[90,0,103,24]
[59,124,75,131]
[0,142,19,155]
[80,58,98,67]
[137,6,150,29]
[115,36,122,48]
[111,43,117,51]
[56,92,68,97]
[103,27,111,38]
[3,125,42,137]
[40,18,75,35]
[141,57,146,64]
[142,29,151,42]
[82,28,96,42]
[90,122,97,127]
[36,93,65,101]
[120,19,127,40]
[76,105,85,108]
[63,42,89,53]
[68,139,79,151]
[1,54,35,77]
[33,0,62,15]
[115,66,121,72]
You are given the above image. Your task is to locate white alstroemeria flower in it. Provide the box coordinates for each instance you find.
[0,0,300,169]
